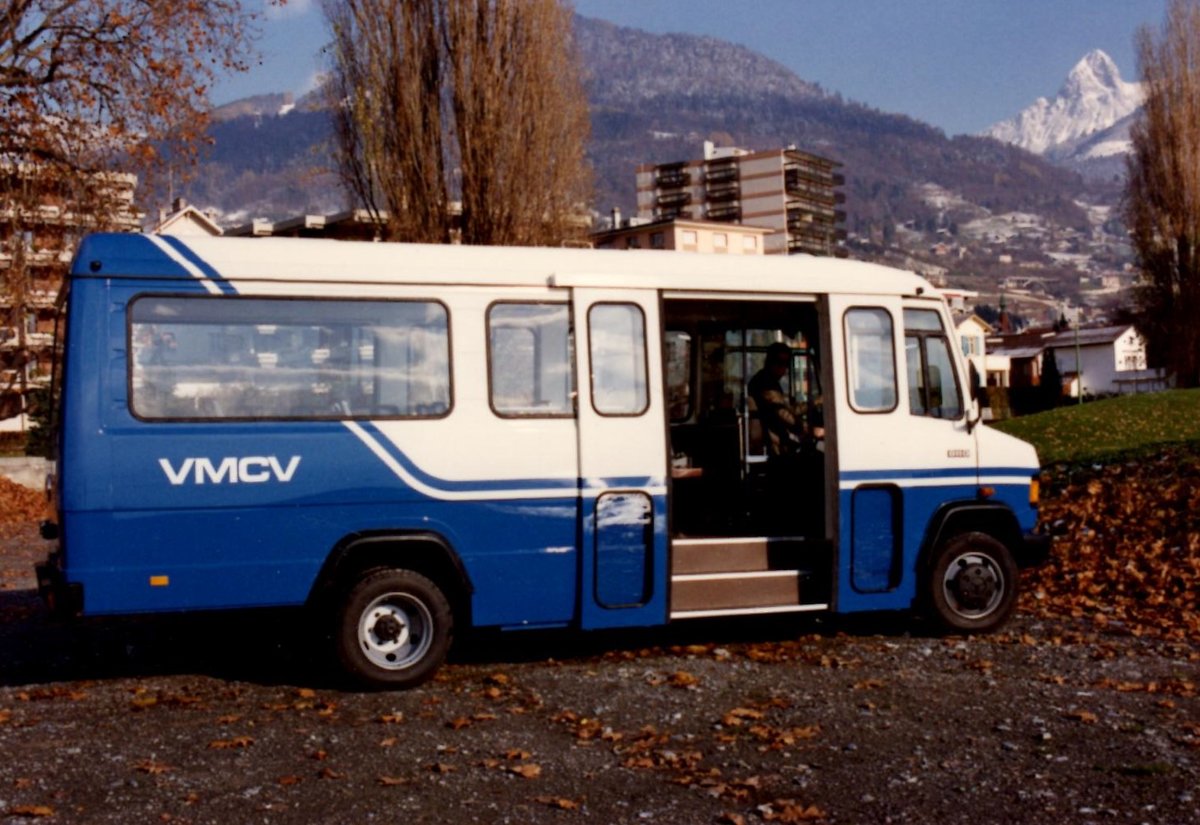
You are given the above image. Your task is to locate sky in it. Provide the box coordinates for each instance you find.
[221,0,1169,137]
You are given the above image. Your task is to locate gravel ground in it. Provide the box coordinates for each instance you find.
[2,522,1198,825]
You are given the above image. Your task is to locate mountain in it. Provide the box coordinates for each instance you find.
[171,15,1118,297]
[575,17,1092,236]
[984,50,1142,162]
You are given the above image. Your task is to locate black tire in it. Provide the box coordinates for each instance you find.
[926,532,1018,633]
[334,568,453,689]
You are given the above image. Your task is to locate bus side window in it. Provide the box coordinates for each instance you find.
[128,296,450,421]
[487,302,574,417]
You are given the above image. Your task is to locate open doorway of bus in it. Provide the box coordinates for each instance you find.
[663,298,832,619]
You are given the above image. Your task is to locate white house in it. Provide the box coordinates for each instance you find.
[954,312,1010,389]
[150,198,223,237]
[1046,325,1166,397]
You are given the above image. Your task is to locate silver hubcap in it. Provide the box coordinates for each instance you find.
[941,552,1005,619]
[358,592,433,670]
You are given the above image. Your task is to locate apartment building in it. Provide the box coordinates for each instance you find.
[636,142,846,257]
[1,166,140,432]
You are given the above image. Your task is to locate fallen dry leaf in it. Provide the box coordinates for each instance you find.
[533,795,580,810]
[669,671,699,688]
[759,799,826,822]
[9,805,55,818]
[208,735,254,750]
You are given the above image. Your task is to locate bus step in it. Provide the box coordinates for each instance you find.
[670,570,801,613]
[671,536,805,575]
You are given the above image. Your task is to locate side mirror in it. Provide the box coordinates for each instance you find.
[966,362,984,433]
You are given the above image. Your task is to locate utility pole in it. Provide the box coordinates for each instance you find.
[1074,307,1082,404]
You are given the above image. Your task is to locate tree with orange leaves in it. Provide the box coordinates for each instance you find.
[1,0,280,430]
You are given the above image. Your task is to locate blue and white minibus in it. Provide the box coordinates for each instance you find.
[36,234,1048,687]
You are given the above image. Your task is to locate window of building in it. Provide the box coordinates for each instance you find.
[487,303,574,417]
[743,235,758,252]
[129,296,450,420]
[904,309,962,419]
[713,232,728,251]
[844,308,897,412]
[681,230,698,249]
[650,232,665,250]
[588,303,648,416]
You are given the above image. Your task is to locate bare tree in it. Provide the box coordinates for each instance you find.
[323,0,592,246]
[325,0,454,243]
[1126,0,1200,388]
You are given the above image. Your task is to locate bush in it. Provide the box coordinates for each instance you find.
[23,387,54,458]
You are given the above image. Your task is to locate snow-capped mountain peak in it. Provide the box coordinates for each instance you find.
[984,49,1142,159]
[1061,49,1125,99]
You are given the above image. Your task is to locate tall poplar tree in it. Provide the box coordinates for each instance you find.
[1126,0,1200,388]
[323,0,592,246]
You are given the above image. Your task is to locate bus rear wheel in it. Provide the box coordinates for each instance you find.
[334,568,453,689]
[926,532,1018,633]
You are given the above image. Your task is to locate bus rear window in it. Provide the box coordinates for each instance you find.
[128,296,450,420]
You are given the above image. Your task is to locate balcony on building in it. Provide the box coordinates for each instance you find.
[657,208,692,221]
[656,190,692,209]
[706,204,742,222]
[706,183,740,203]
[704,162,739,185]
[655,163,691,189]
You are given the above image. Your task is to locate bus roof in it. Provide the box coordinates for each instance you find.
[71,233,935,298]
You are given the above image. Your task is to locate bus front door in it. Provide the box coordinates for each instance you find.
[571,288,669,629]
[827,294,977,612]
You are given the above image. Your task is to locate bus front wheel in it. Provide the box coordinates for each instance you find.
[335,568,453,689]
[926,532,1018,633]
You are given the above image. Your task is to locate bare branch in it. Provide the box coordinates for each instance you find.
[323,0,591,246]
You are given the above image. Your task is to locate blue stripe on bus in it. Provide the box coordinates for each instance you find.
[355,421,661,495]
[157,236,237,295]
[840,466,1036,482]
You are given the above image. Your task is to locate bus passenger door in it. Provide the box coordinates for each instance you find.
[571,288,669,629]
[826,294,977,613]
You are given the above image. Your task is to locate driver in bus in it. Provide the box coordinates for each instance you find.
[749,342,823,454]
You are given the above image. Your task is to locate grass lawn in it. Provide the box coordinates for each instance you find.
[989,387,1200,465]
